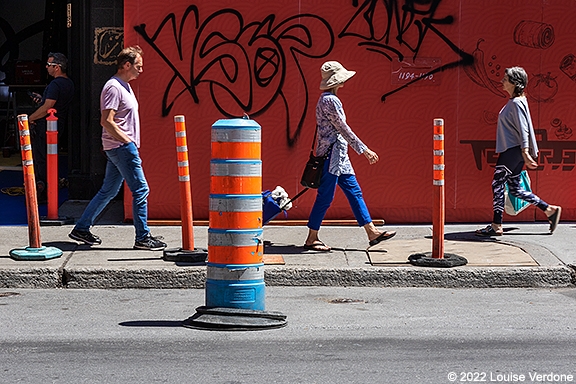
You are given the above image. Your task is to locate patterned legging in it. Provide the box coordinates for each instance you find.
[492,146,548,224]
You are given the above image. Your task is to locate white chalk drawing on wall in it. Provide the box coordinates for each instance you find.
[94,27,123,65]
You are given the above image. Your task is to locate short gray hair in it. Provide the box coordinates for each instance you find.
[505,66,528,96]
[48,52,68,73]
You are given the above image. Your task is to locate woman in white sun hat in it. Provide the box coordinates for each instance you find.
[303,61,396,252]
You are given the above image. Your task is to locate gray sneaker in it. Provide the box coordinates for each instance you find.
[134,234,167,251]
[69,229,102,245]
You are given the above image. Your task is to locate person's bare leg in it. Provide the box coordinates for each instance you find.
[304,228,330,251]
[544,205,560,218]
[363,222,396,244]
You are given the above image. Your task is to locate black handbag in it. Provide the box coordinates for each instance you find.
[300,126,327,189]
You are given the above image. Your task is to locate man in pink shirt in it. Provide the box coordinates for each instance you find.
[69,46,166,251]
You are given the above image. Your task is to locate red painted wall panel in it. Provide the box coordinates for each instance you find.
[122,0,576,223]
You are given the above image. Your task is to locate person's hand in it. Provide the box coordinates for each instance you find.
[363,148,379,165]
[522,151,538,169]
[28,92,42,104]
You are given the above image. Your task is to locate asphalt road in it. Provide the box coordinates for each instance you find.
[1,287,575,383]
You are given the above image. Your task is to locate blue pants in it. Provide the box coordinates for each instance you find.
[74,142,151,241]
[307,159,372,230]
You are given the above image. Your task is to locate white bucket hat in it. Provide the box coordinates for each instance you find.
[319,61,356,90]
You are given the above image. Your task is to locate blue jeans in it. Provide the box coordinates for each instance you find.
[74,142,150,241]
[307,159,372,230]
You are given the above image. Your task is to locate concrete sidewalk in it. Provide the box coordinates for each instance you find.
[0,200,574,289]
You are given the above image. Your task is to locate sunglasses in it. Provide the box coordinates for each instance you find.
[46,62,60,67]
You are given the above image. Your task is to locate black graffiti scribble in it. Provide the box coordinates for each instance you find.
[340,0,474,101]
[460,129,576,171]
[134,6,333,146]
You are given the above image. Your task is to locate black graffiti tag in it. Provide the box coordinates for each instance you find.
[341,0,473,101]
[134,6,333,146]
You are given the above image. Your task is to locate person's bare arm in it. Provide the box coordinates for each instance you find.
[28,98,56,123]
[522,148,538,169]
[100,109,132,144]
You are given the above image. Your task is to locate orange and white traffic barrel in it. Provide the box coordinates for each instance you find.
[207,117,264,310]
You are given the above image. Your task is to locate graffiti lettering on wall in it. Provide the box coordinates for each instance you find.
[134,6,333,146]
[94,27,123,65]
[341,0,470,100]
[461,129,576,172]
[134,1,471,145]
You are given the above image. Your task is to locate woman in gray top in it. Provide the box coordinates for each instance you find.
[476,66,561,236]
[303,61,396,251]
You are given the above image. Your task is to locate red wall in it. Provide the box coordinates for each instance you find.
[123,0,576,223]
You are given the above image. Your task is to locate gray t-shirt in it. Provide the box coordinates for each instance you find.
[495,96,538,158]
[100,76,140,150]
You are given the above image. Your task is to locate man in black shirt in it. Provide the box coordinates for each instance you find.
[28,52,74,200]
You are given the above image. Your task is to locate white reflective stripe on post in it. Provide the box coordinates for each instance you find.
[211,128,261,142]
[206,265,264,281]
[209,195,262,212]
[208,229,263,247]
[47,121,58,132]
[210,160,262,177]
[47,144,58,155]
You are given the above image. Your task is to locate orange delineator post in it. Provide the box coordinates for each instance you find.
[46,108,58,219]
[432,118,445,259]
[17,115,41,248]
[174,115,194,250]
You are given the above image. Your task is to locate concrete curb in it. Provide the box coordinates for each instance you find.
[64,268,205,289]
[0,267,63,289]
[1,265,574,289]
[264,266,576,288]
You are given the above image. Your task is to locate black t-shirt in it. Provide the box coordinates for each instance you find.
[41,76,74,121]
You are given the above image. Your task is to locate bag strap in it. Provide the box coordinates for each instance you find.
[311,125,334,157]
[310,124,318,152]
